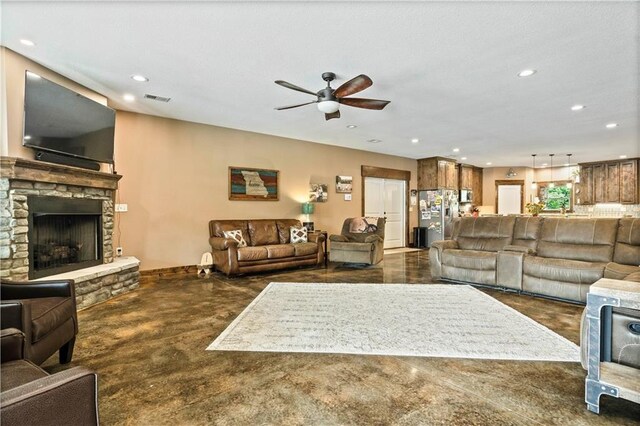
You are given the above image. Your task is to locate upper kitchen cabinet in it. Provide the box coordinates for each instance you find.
[576,159,638,205]
[418,157,458,190]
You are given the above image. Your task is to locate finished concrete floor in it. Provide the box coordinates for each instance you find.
[46,251,640,425]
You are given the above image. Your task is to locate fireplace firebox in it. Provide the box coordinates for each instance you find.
[28,196,103,279]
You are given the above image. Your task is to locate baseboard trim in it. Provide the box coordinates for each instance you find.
[140,265,197,279]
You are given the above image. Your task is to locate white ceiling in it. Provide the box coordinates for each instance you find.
[2,1,638,167]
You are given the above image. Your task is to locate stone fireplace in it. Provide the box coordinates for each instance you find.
[1,157,139,309]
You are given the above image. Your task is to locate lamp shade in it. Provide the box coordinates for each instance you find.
[301,202,315,215]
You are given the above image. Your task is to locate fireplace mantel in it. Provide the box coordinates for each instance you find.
[1,157,122,189]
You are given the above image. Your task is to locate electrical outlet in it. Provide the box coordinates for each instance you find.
[115,204,128,212]
[116,247,123,257]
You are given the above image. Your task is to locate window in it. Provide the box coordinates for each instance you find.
[537,181,573,211]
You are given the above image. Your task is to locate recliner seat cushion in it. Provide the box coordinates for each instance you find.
[237,246,268,261]
[523,256,606,284]
[454,216,516,252]
[613,218,640,266]
[536,218,618,263]
[604,262,640,280]
[442,249,496,270]
[29,297,75,343]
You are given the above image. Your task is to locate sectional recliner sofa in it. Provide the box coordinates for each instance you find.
[430,216,640,369]
[430,216,640,302]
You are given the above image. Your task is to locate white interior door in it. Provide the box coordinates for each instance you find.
[497,185,522,215]
[365,177,406,249]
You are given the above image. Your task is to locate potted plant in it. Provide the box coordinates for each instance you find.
[525,201,545,216]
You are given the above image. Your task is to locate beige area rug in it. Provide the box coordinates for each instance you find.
[384,247,424,255]
[207,283,580,362]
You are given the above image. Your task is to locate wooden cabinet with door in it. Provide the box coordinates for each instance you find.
[471,167,483,205]
[576,159,638,205]
[459,165,473,190]
[418,157,458,190]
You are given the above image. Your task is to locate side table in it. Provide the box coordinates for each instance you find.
[585,278,640,414]
[309,231,328,267]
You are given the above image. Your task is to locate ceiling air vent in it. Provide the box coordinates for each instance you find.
[143,94,171,103]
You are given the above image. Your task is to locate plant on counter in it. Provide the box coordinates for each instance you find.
[525,201,545,216]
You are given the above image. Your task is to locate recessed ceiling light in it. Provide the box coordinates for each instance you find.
[606,123,618,129]
[542,163,548,166]
[24,135,32,140]
[367,139,382,144]
[411,138,419,144]
[346,124,357,129]
[571,105,585,111]
[123,94,135,102]
[517,69,536,77]
[26,71,41,79]
[620,155,627,159]
[20,39,35,47]
[486,162,492,166]
[461,157,467,160]
[564,163,570,167]
[452,148,460,152]
[131,74,149,82]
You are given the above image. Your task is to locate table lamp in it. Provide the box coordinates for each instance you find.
[301,202,315,232]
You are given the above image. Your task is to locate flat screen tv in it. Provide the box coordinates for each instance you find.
[23,71,115,164]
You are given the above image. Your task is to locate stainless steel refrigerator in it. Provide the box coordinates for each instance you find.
[418,189,459,247]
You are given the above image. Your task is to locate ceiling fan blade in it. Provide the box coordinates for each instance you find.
[274,80,318,96]
[325,110,341,120]
[333,74,373,98]
[274,101,317,110]
[339,97,390,110]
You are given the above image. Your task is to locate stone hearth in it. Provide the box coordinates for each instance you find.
[1,156,140,308]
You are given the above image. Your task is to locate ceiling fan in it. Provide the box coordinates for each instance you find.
[274,72,390,120]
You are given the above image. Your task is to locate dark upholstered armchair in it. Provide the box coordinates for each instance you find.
[329,217,386,265]
[1,328,99,426]
[0,279,78,365]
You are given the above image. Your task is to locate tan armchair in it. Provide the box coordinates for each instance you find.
[329,217,385,265]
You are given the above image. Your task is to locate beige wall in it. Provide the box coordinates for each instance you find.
[1,47,107,160]
[481,167,535,213]
[114,112,418,270]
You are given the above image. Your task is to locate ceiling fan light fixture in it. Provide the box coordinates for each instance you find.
[317,101,340,114]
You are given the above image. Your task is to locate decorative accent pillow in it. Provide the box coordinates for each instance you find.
[223,229,247,248]
[290,226,308,244]
[349,217,379,233]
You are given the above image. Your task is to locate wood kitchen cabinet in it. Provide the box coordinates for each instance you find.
[471,167,483,205]
[459,165,473,190]
[576,158,638,205]
[418,157,458,190]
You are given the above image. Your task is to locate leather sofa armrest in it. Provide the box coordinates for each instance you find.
[329,235,349,243]
[1,328,25,362]
[308,233,326,244]
[0,366,99,426]
[209,237,238,251]
[364,235,383,244]
[503,245,536,255]
[0,280,74,299]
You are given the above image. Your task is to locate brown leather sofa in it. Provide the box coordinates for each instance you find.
[329,218,386,265]
[0,279,78,365]
[209,219,325,276]
[1,328,99,426]
[430,217,640,303]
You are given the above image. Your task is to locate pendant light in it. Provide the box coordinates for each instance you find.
[548,154,555,188]
[530,154,537,189]
[566,154,573,189]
